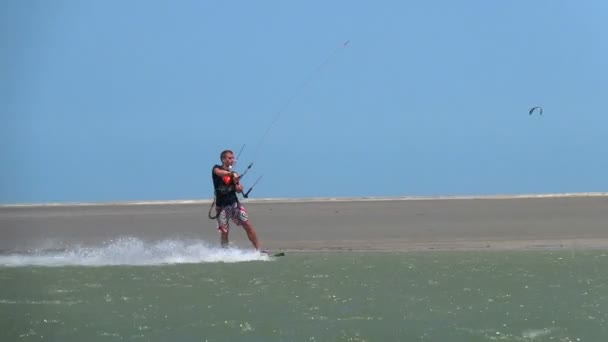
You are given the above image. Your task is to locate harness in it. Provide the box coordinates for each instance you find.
[208,196,242,219]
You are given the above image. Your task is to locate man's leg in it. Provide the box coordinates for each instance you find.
[216,206,230,248]
[242,221,259,251]
[220,231,229,248]
[234,204,260,250]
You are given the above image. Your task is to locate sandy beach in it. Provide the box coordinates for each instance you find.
[1,193,607,252]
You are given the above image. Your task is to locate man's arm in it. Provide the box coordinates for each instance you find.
[213,167,235,178]
[213,167,240,186]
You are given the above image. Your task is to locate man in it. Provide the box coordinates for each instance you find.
[211,149,260,250]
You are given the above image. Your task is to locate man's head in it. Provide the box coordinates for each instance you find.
[220,150,235,167]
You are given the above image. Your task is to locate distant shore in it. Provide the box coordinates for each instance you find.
[1,192,608,252]
[2,191,607,207]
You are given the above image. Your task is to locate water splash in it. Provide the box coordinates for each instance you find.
[0,237,271,267]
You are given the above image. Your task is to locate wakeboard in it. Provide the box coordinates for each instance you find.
[261,250,285,258]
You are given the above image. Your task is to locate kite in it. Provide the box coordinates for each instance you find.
[529,106,543,115]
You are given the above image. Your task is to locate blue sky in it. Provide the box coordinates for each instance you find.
[2,0,607,204]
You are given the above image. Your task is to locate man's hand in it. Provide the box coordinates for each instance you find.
[230,172,240,185]
[235,183,244,192]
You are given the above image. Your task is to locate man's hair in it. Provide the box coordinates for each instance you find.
[220,150,233,161]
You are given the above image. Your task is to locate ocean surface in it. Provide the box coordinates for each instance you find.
[1,238,607,341]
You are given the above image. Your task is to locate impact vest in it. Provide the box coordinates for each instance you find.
[211,164,239,207]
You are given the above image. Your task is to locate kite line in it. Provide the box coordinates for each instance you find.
[235,39,351,196]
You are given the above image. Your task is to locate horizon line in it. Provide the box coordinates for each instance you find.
[1,191,608,208]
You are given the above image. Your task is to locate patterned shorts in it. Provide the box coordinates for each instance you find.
[215,202,249,233]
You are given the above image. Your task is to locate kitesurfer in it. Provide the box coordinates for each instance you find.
[211,150,260,250]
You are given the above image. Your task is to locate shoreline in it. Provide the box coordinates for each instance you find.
[2,191,607,208]
[269,239,608,252]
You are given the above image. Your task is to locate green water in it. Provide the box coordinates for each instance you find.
[2,250,608,341]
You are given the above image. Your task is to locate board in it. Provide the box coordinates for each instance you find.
[261,251,285,258]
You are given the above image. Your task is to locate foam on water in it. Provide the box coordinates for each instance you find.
[522,328,554,339]
[0,237,270,267]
